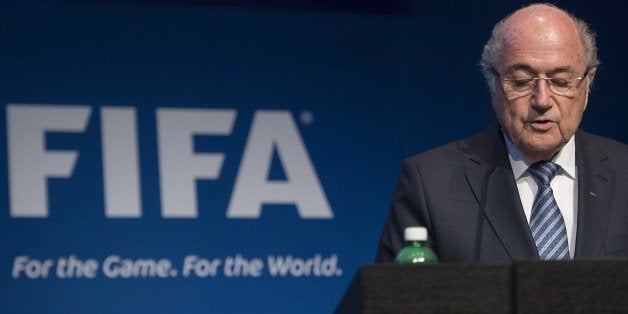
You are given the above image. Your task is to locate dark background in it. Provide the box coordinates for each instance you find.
[1,0,626,313]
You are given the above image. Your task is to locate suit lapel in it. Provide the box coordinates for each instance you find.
[575,131,615,257]
[484,165,539,260]
[462,123,538,261]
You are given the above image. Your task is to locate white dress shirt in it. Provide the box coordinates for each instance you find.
[503,133,578,259]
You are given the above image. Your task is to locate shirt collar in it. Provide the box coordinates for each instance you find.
[502,131,577,180]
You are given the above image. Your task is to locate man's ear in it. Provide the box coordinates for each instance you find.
[588,66,597,81]
[583,66,598,110]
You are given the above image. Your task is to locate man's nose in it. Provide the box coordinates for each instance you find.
[531,78,552,108]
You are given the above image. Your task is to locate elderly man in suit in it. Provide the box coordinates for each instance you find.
[376,3,628,263]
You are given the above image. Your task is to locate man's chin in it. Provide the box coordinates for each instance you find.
[520,141,563,162]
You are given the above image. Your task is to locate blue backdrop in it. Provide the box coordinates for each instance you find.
[2,0,626,312]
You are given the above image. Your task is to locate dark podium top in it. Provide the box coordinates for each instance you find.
[336,260,628,313]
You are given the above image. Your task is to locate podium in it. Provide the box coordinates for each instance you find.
[336,260,628,313]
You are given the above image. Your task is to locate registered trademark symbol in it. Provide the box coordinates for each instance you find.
[299,110,313,125]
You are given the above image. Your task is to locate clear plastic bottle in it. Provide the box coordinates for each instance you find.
[394,227,438,265]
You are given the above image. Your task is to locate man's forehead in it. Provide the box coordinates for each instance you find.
[503,63,577,75]
[504,4,574,27]
[499,5,581,47]
[495,6,585,69]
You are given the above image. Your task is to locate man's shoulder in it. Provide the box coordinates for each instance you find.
[579,130,628,156]
[403,129,494,167]
[578,130,628,174]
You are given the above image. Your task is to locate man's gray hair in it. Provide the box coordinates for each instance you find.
[480,4,600,93]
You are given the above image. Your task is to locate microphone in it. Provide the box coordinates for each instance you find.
[474,163,497,264]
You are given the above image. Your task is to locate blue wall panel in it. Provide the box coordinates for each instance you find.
[1,0,626,312]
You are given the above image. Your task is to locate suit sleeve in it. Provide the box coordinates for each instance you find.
[375,158,438,263]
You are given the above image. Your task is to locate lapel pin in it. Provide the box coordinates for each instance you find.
[588,191,597,197]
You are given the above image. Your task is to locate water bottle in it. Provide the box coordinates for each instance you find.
[394,227,438,265]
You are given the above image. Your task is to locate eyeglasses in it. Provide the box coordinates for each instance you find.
[491,68,590,98]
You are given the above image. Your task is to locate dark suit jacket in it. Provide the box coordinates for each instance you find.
[376,122,628,264]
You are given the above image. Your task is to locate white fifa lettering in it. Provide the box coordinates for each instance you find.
[227,110,333,219]
[6,105,331,220]
[156,108,237,218]
[7,104,91,217]
[101,107,142,218]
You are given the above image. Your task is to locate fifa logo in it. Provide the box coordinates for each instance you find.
[6,104,333,219]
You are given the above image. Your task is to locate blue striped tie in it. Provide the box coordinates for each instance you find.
[528,162,570,260]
